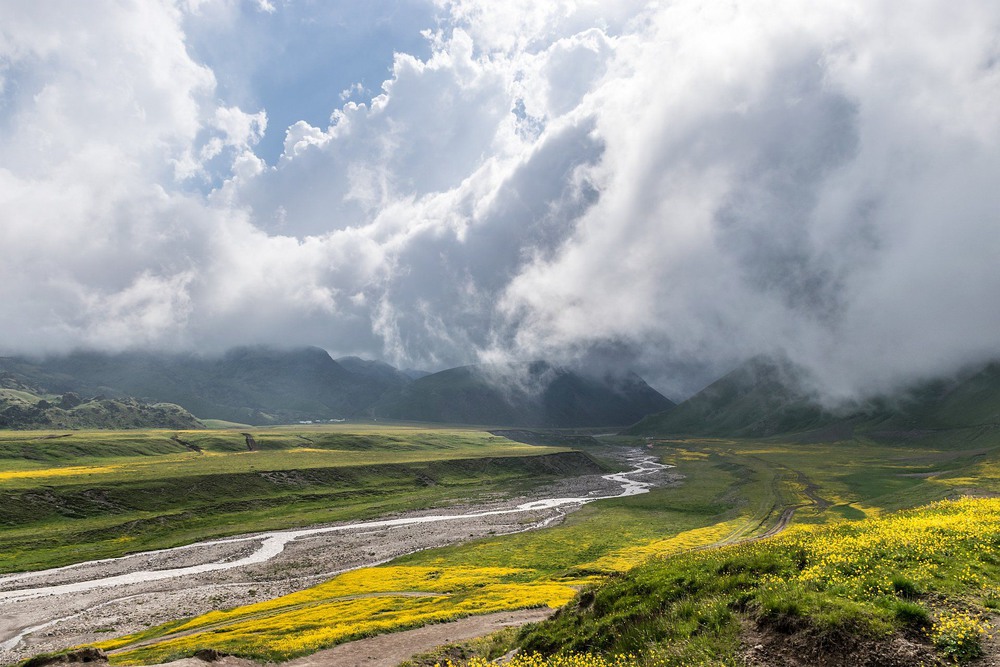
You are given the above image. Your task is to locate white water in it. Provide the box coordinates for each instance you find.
[0,454,670,651]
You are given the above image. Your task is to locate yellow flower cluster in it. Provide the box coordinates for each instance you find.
[580,519,746,573]
[929,609,991,661]
[166,565,532,633]
[784,497,1000,599]
[103,566,578,664]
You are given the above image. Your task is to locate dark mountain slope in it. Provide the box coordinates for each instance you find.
[628,357,827,437]
[1,349,673,428]
[335,356,413,395]
[374,361,673,427]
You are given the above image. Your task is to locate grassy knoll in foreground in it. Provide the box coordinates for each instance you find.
[519,496,1000,665]
[0,426,582,572]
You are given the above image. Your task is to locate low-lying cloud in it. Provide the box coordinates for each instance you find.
[1,0,999,400]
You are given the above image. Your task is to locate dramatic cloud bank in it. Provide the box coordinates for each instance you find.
[1,0,998,398]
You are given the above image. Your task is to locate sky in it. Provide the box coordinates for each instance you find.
[0,0,998,400]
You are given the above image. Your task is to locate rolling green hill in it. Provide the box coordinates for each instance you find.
[0,347,408,425]
[0,386,201,430]
[629,356,1000,441]
[375,361,674,427]
[628,357,826,437]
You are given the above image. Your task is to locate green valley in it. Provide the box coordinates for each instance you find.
[54,428,1000,667]
[6,357,1000,667]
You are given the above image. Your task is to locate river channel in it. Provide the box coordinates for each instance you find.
[0,453,676,663]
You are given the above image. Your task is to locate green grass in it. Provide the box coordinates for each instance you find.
[649,436,1000,520]
[519,497,1000,665]
[199,419,254,429]
[0,426,584,572]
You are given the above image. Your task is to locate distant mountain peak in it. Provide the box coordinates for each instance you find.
[375,360,673,428]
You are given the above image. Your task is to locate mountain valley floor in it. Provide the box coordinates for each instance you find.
[3,426,1000,666]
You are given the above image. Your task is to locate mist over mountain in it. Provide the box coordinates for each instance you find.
[374,361,675,428]
[1,2,998,405]
[0,348,671,428]
[630,356,1000,442]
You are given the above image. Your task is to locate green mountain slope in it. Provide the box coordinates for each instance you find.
[629,357,1000,439]
[628,357,827,437]
[374,361,674,427]
[0,347,394,425]
[0,386,201,429]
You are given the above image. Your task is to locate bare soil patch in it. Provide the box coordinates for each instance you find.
[741,618,940,667]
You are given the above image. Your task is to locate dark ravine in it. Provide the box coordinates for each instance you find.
[169,435,202,454]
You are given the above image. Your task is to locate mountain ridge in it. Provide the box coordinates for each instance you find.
[0,349,672,428]
[628,355,1000,440]
[0,383,202,430]
[374,360,675,427]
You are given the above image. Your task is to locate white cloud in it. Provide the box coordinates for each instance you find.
[1,0,999,400]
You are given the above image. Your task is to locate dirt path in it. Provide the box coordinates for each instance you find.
[757,506,796,539]
[793,470,832,510]
[703,456,830,550]
[284,608,554,667]
[130,609,554,667]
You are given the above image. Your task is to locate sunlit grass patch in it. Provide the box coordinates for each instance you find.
[101,565,578,664]
[577,519,749,574]
[522,497,1000,665]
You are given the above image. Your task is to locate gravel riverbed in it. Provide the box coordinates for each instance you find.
[0,453,680,665]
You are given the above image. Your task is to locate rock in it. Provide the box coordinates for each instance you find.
[194,648,229,662]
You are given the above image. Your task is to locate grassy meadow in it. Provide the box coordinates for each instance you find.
[519,496,1000,666]
[0,425,581,572]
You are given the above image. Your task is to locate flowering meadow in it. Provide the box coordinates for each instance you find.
[98,565,579,664]
[519,497,1000,665]
[438,654,645,667]
[96,497,1000,665]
